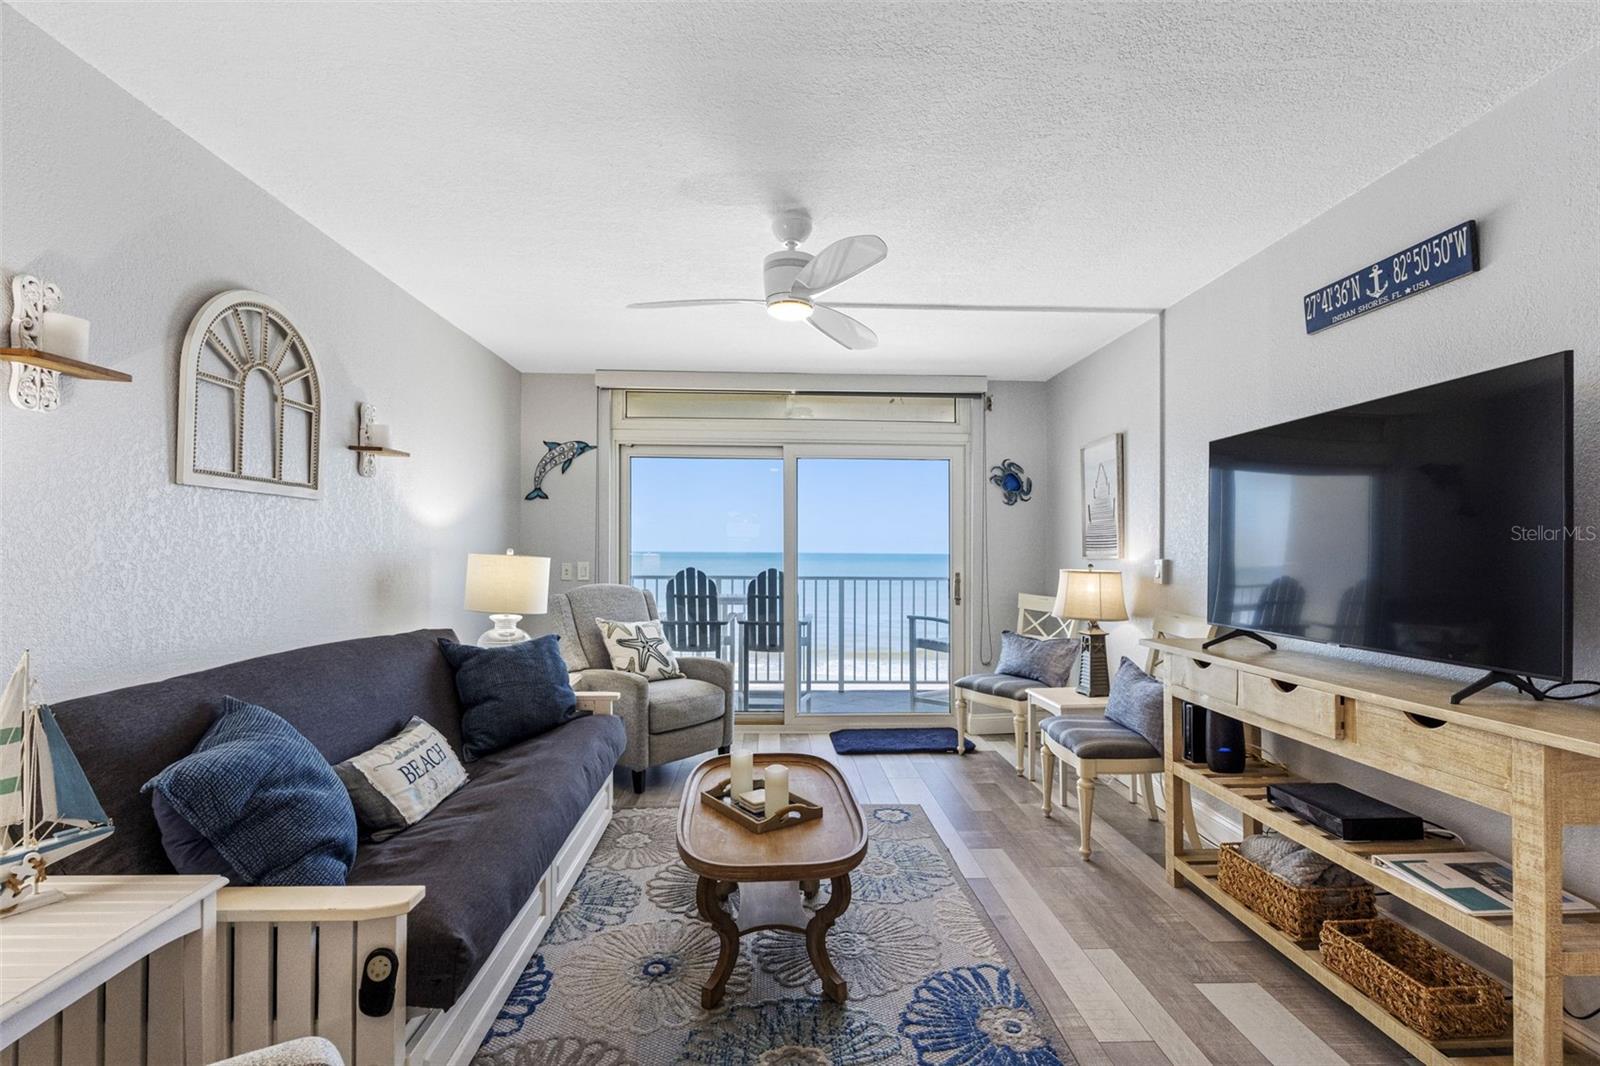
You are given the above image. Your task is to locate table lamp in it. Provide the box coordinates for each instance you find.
[465,550,550,647]
[1053,567,1128,697]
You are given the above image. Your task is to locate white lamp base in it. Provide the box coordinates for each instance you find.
[476,614,531,648]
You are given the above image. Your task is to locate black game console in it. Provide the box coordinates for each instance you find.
[1265,782,1425,842]
[1181,701,1208,763]
[1206,711,1245,774]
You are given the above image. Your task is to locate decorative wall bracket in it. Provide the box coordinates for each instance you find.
[348,402,409,476]
[7,275,64,411]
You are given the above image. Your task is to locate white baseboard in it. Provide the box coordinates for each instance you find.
[965,710,1013,735]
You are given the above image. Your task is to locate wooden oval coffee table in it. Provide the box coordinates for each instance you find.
[678,752,867,1008]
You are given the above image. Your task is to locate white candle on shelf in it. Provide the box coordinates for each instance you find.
[367,424,392,449]
[36,312,90,360]
[730,750,754,796]
[764,763,789,813]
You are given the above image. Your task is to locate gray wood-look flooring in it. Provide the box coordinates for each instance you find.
[614,731,1416,1066]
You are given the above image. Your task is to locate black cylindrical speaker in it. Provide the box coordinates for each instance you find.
[1181,701,1208,763]
[1206,711,1246,774]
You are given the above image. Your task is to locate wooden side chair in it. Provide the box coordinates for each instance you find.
[664,566,726,657]
[1040,613,1215,858]
[953,593,1073,753]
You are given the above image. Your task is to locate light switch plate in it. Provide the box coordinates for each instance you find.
[1154,558,1171,584]
[560,562,573,581]
[577,561,591,580]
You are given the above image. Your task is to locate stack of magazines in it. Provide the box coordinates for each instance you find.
[1372,851,1598,917]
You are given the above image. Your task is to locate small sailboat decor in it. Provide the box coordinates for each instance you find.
[1,652,114,917]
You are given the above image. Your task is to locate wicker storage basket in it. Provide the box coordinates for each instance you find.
[1217,841,1376,941]
[1321,918,1511,1041]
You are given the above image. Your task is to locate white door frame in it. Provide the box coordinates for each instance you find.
[612,402,975,731]
[781,443,966,729]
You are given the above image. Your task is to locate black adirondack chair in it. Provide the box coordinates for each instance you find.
[663,566,726,656]
[738,568,812,710]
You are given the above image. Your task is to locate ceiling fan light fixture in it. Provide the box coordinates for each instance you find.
[766,296,814,322]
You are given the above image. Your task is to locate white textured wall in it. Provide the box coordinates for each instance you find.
[975,381,1056,670]
[1045,47,1600,1012]
[0,12,522,698]
[518,373,605,636]
[1043,319,1162,669]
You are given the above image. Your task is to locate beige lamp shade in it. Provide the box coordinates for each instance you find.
[464,551,550,615]
[1053,568,1129,622]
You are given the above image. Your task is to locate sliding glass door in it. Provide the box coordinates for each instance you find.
[622,443,964,724]
[794,453,956,715]
[622,450,786,715]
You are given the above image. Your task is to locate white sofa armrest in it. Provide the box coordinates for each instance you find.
[216,884,425,922]
[576,690,621,715]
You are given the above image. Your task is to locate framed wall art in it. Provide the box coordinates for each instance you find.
[1080,432,1123,560]
[176,290,322,499]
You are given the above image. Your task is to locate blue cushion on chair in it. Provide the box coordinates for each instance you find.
[438,636,580,761]
[1103,658,1165,750]
[994,630,1075,686]
[143,697,357,885]
[1041,715,1160,759]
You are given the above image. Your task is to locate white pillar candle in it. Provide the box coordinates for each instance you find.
[730,750,754,796]
[367,424,392,448]
[764,763,789,813]
[37,312,90,360]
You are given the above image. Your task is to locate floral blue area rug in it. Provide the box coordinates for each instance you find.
[474,804,1074,1065]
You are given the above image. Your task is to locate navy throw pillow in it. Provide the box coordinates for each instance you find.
[143,697,357,886]
[994,630,1075,686]
[1104,657,1166,750]
[438,636,580,761]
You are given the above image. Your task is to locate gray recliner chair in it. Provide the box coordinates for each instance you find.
[551,583,735,793]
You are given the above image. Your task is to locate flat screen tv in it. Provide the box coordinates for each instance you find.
[1207,351,1573,688]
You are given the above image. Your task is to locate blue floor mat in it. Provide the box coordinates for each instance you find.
[829,727,975,755]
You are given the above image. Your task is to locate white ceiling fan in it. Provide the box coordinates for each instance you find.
[628,209,1167,350]
[627,210,889,350]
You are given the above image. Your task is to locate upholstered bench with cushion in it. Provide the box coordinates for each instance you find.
[1039,715,1159,762]
[953,593,1077,758]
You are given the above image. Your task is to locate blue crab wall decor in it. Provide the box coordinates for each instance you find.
[989,459,1032,505]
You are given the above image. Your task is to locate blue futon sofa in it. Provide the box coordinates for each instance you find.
[54,628,625,1012]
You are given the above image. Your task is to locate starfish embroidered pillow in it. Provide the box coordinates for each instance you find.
[596,618,684,681]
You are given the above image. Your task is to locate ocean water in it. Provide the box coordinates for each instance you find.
[630,551,948,579]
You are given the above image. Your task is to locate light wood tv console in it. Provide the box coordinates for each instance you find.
[1144,635,1600,1065]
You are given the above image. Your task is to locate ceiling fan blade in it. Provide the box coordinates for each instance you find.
[790,235,887,297]
[626,299,763,309]
[808,304,878,350]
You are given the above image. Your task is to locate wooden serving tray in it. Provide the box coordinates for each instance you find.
[701,777,824,834]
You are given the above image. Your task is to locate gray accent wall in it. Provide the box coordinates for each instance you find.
[0,11,523,697]
[519,373,607,635]
[1044,47,1599,1012]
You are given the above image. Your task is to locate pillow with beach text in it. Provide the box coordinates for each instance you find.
[334,717,467,841]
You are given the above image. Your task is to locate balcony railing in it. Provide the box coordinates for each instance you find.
[630,573,951,709]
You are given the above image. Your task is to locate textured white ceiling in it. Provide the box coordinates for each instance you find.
[13,2,1598,378]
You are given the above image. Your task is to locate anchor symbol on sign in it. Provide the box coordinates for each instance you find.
[1367,265,1389,299]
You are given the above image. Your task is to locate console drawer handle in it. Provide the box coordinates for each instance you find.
[1270,679,1298,694]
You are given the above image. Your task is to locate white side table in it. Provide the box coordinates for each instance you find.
[1021,687,1109,781]
[1,875,225,1064]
